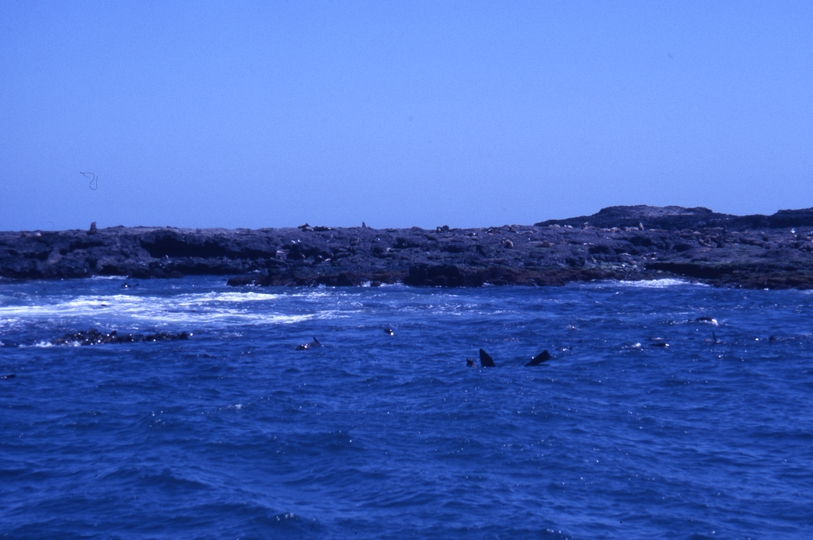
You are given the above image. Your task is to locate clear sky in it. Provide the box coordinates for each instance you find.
[1,1,812,231]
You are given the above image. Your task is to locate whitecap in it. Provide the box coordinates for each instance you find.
[616,278,704,288]
[0,291,317,327]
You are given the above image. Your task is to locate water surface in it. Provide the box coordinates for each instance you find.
[1,277,811,538]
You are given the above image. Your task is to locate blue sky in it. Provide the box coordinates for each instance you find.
[1,1,811,230]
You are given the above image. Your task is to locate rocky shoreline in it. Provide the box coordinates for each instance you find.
[2,206,813,289]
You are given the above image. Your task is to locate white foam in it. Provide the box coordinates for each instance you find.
[616,278,703,288]
[0,289,322,327]
[176,291,281,303]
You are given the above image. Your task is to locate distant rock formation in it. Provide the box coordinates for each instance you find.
[2,206,813,289]
[535,205,813,231]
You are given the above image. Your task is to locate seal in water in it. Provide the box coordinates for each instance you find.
[525,350,551,366]
[479,348,496,368]
[296,337,321,350]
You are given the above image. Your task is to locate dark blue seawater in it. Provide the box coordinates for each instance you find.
[1,276,812,539]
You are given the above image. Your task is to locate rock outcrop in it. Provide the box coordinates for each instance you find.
[2,206,813,289]
[50,328,190,346]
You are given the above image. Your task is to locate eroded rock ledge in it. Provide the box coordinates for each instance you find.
[2,205,813,289]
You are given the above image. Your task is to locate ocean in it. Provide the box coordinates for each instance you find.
[1,276,811,539]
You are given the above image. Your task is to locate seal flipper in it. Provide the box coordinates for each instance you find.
[479,348,496,368]
[525,350,551,366]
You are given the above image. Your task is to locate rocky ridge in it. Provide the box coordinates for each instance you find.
[2,206,813,289]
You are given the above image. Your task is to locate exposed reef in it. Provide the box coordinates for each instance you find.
[50,328,191,346]
[2,206,813,289]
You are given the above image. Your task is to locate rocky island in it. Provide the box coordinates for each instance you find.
[2,206,813,289]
